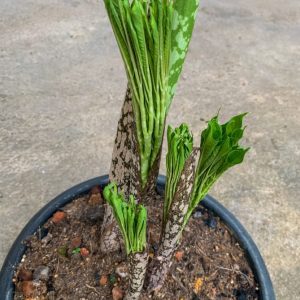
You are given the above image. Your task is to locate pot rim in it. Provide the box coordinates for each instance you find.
[0,175,275,300]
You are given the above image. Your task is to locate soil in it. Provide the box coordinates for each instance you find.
[13,186,259,300]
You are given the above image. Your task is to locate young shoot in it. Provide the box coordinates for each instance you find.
[148,115,249,292]
[185,113,250,223]
[164,124,193,226]
[103,182,147,254]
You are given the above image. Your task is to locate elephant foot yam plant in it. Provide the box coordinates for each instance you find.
[100,0,250,298]
[101,0,200,253]
[12,1,252,300]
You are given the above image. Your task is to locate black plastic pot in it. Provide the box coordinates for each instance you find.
[0,175,275,300]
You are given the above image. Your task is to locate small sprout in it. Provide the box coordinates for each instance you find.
[103,183,147,255]
[186,113,249,223]
[71,247,81,255]
[164,124,193,226]
[109,273,117,285]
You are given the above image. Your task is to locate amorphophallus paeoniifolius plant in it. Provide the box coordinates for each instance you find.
[98,1,250,298]
[101,0,200,253]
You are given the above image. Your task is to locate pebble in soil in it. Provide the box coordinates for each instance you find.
[205,216,217,228]
[33,266,50,281]
[115,262,129,278]
[193,211,203,219]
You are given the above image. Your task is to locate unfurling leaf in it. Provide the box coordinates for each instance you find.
[104,0,200,187]
[164,123,193,225]
[103,183,147,255]
[186,113,249,223]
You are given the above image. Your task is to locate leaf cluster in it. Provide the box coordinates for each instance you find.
[104,0,174,186]
[104,0,200,187]
[186,113,249,221]
[103,183,147,255]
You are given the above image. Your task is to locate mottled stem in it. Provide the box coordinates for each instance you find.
[125,252,148,300]
[100,87,163,253]
[147,148,199,293]
[100,205,120,253]
[100,87,141,253]
[109,87,141,198]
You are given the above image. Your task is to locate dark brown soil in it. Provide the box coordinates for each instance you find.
[14,187,259,300]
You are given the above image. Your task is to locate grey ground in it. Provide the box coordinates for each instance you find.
[0,0,299,299]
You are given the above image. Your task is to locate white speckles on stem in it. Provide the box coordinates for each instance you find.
[101,87,142,254]
[125,252,148,300]
[148,148,199,292]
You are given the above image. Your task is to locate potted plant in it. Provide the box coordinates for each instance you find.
[0,0,275,299]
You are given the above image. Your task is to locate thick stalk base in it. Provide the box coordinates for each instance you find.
[125,252,148,300]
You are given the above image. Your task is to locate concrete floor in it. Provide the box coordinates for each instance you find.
[0,0,299,299]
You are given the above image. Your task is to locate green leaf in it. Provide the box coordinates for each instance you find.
[72,247,81,254]
[186,113,249,224]
[109,273,117,284]
[168,0,200,104]
[223,113,247,135]
[198,116,222,170]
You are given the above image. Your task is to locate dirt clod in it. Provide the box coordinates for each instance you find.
[51,211,66,224]
[80,247,89,257]
[71,236,82,248]
[33,266,50,281]
[17,269,33,281]
[174,250,184,262]
[115,262,129,278]
[112,286,124,300]
[20,281,35,297]
[82,206,105,224]
[205,216,217,228]
[100,275,108,286]
[88,186,103,205]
